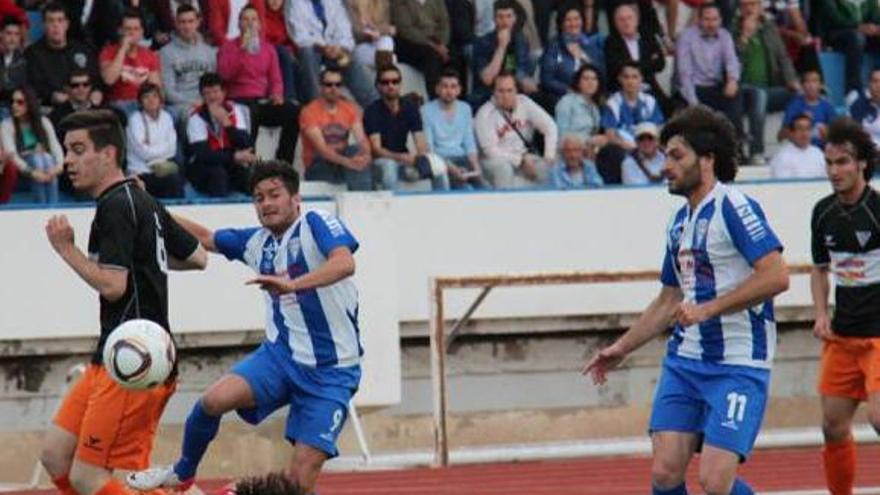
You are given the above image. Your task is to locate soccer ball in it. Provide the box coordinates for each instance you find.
[102,319,176,390]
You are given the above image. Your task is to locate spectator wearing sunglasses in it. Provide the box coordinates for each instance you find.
[299,67,373,191]
[365,64,450,191]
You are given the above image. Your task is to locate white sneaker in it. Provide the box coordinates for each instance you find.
[127,465,193,491]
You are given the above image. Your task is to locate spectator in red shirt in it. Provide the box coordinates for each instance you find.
[217,4,298,163]
[100,9,161,115]
[205,0,265,45]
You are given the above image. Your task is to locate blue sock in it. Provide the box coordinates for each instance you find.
[173,400,221,480]
[652,483,688,495]
[729,478,754,495]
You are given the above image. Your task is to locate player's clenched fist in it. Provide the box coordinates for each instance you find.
[45,215,75,254]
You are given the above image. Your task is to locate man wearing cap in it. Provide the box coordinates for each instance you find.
[621,122,666,185]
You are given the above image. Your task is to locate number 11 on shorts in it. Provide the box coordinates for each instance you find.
[726,392,748,423]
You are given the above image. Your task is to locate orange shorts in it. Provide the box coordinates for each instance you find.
[53,364,175,470]
[818,337,880,401]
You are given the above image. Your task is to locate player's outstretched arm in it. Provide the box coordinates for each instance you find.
[45,215,128,301]
[172,214,218,253]
[583,284,683,385]
[677,251,789,327]
[810,264,833,339]
[247,246,355,295]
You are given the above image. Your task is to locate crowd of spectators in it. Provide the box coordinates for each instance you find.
[0,0,870,205]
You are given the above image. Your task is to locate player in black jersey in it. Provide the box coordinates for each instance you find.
[40,110,207,495]
[811,117,880,495]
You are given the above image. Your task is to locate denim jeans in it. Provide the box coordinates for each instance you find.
[274,44,300,102]
[741,84,792,156]
[305,145,374,191]
[374,157,451,191]
[443,155,486,190]
[26,152,58,204]
[298,46,378,107]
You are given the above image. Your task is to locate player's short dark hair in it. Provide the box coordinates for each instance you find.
[234,472,303,495]
[788,113,812,130]
[248,161,300,195]
[42,2,67,20]
[826,116,877,180]
[60,110,126,170]
[375,64,402,86]
[176,3,199,17]
[660,104,738,182]
[199,72,224,93]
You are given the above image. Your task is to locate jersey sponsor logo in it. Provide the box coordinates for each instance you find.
[735,203,767,242]
[678,249,696,291]
[857,230,872,248]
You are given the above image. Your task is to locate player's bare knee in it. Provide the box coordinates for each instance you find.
[650,458,686,489]
[822,417,852,443]
[199,392,232,417]
[39,445,69,477]
[698,472,736,495]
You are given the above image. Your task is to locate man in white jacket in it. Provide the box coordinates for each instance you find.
[126,83,183,197]
[475,71,557,188]
[286,0,377,106]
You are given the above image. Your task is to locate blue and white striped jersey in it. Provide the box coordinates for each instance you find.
[214,209,362,368]
[661,183,783,369]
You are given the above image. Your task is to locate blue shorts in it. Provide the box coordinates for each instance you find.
[231,342,361,457]
[649,355,770,459]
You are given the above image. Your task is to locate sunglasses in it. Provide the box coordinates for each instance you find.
[70,81,91,88]
[636,135,656,141]
[379,78,401,86]
[321,81,343,87]
[11,98,25,105]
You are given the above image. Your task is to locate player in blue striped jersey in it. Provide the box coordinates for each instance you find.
[128,162,362,495]
[585,106,790,495]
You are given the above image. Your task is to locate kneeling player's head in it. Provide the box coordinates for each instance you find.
[659,105,738,196]
[825,117,876,192]
[248,161,301,234]
[219,472,303,495]
[60,109,126,197]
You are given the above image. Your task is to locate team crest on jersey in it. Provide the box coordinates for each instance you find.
[856,231,872,248]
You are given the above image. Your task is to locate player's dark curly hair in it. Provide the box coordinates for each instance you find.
[825,116,877,180]
[660,104,738,183]
[234,471,303,495]
[248,161,300,195]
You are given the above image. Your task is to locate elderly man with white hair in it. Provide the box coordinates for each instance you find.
[550,133,604,189]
